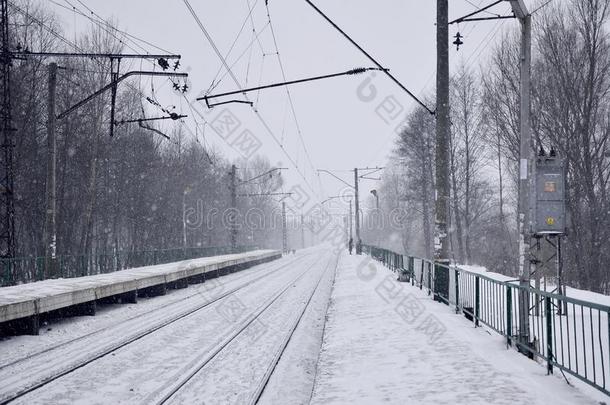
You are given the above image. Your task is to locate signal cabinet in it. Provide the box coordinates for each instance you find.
[533,156,565,235]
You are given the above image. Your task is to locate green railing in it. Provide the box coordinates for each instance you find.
[0,245,258,287]
[363,244,610,397]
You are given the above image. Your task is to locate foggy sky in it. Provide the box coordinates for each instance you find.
[46,0,533,211]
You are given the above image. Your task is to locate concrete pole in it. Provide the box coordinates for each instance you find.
[182,189,188,252]
[43,62,58,278]
[354,168,361,254]
[301,214,305,249]
[516,11,532,349]
[229,164,237,252]
[349,199,353,240]
[435,0,450,265]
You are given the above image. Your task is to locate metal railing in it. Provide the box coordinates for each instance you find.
[362,244,610,397]
[0,245,258,287]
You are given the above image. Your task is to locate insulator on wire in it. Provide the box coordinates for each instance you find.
[453,32,464,51]
[539,145,546,157]
[157,58,170,70]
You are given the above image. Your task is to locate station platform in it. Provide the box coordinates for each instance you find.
[0,249,280,335]
[310,253,599,405]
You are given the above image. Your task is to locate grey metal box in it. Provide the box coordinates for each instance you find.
[534,156,565,234]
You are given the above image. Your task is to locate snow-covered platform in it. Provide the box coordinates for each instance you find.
[0,249,280,334]
[311,253,602,405]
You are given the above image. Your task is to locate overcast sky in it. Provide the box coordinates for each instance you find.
[44,0,540,211]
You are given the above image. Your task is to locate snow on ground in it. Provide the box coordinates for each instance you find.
[0,251,287,366]
[311,253,602,405]
[5,253,316,404]
[257,249,337,405]
[457,263,610,307]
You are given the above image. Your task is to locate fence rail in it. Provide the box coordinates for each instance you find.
[0,245,258,287]
[363,244,610,397]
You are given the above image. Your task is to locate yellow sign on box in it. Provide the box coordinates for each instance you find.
[546,217,555,226]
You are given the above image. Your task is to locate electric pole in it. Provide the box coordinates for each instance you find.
[511,0,533,350]
[349,199,353,241]
[301,213,305,249]
[317,167,381,254]
[43,63,58,278]
[229,164,237,252]
[435,0,450,266]
[354,168,361,254]
[282,201,287,254]
[0,0,15,265]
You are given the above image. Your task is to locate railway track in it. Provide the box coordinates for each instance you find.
[247,253,339,405]
[0,252,315,404]
[150,252,339,405]
[0,253,306,371]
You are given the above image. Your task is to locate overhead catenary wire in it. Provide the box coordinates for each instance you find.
[205,0,263,95]
[415,2,509,106]
[265,2,318,183]
[181,0,320,199]
[10,1,191,145]
[206,21,271,97]
[49,1,190,109]
[73,0,174,54]
[303,0,434,115]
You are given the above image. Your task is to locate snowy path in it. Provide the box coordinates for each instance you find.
[311,253,601,405]
[4,249,337,404]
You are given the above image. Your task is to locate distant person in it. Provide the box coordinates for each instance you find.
[348,237,353,255]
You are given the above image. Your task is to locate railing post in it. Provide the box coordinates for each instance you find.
[427,262,432,295]
[419,259,426,290]
[507,287,513,347]
[455,268,459,313]
[475,276,480,327]
[409,257,414,286]
[545,295,553,374]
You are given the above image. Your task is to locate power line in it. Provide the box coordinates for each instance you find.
[207,21,271,96]
[531,0,555,15]
[205,0,262,95]
[54,0,148,55]
[417,3,508,100]
[304,0,434,115]
[14,0,194,141]
[182,0,320,198]
[49,0,193,137]
[265,2,318,185]
[72,0,173,54]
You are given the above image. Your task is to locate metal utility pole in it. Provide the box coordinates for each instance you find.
[509,0,533,350]
[182,187,191,252]
[435,0,450,266]
[349,199,353,241]
[43,63,58,278]
[317,167,381,254]
[0,0,15,263]
[229,164,237,252]
[282,201,287,254]
[354,168,361,254]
